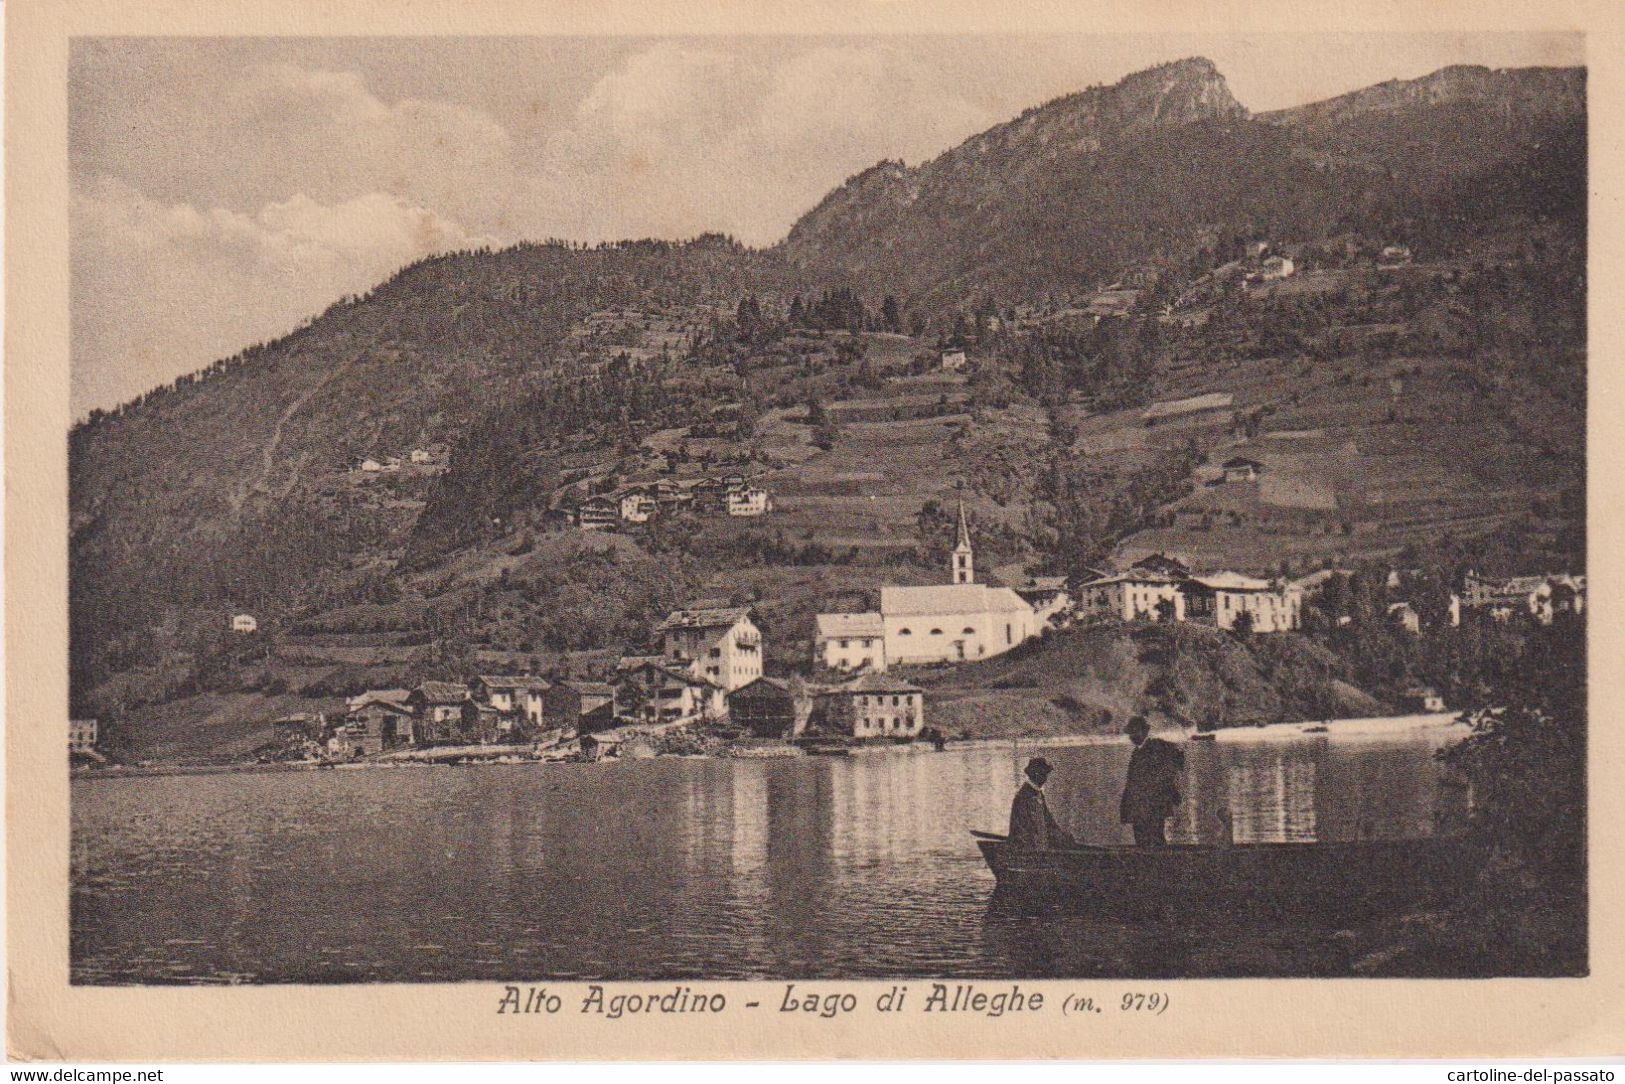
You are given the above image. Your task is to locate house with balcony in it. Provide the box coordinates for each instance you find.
[658,605,763,691]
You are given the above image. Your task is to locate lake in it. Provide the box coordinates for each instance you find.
[71,721,1468,984]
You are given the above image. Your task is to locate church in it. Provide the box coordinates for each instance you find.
[814,503,1039,673]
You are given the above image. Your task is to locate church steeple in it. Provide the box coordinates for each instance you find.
[952,500,974,585]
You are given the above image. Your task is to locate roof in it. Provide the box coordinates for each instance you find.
[1289,569,1351,590]
[615,654,667,672]
[1499,576,1552,595]
[1223,456,1264,469]
[831,672,924,695]
[619,662,723,690]
[815,612,885,639]
[352,687,410,706]
[475,675,550,691]
[730,676,799,698]
[1141,392,1233,421]
[880,584,1033,618]
[412,681,470,705]
[553,680,616,697]
[1081,570,1182,588]
[658,606,752,631]
[1189,572,1274,592]
[1015,575,1069,594]
[351,698,415,717]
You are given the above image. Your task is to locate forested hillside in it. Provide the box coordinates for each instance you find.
[69,57,1586,758]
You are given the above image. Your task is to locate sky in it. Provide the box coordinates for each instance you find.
[69,32,1584,416]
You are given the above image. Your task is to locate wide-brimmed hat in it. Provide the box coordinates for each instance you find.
[1024,756,1054,781]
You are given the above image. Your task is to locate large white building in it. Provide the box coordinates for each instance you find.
[659,605,763,691]
[1183,572,1302,633]
[879,583,1038,666]
[813,502,1039,671]
[1078,571,1187,622]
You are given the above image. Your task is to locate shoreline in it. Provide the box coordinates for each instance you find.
[72,712,1465,782]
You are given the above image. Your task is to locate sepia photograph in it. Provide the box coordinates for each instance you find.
[60,26,1587,994]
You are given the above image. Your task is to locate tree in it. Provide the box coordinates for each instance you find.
[1155,597,1177,624]
[881,295,902,333]
[1231,610,1255,640]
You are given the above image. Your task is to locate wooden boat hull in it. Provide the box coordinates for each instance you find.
[974,832,1478,918]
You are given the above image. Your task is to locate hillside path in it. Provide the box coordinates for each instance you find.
[230,352,358,519]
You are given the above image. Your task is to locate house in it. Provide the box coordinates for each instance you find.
[814,612,887,673]
[579,733,622,761]
[1131,553,1191,578]
[1260,255,1295,280]
[619,491,658,524]
[618,662,726,726]
[728,677,817,739]
[1387,601,1421,635]
[272,713,325,745]
[1461,571,1584,626]
[692,476,748,515]
[409,448,431,464]
[346,698,417,754]
[941,350,968,372]
[1548,575,1586,620]
[658,606,763,691]
[231,613,258,634]
[1222,457,1263,484]
[1140,392,1234,428]
[1011,575,1073,628]
[818,672,925,740]
[576,495,619,531]
[359,459,382,473]
[70,718,98,755]
[690,477,731,514]
[469,675,549,726]
[1182,573,1302,633]
[1078,570,1187,623]
[407,681,471,743]
[459,700,516,744]
[542,680,617,736]
[1401,686,1447,713]
[1378,245,1413,268]
[726,487,772,517]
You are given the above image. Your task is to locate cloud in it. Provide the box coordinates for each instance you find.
[72,46,1012,412]
[537,41,1001,243]
[72,177,490,415]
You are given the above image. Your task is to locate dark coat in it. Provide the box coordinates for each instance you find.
[1009,781,1073,850]
[1120,737,1186,825]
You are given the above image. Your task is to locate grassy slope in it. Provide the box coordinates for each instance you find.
[916,621,1385,739]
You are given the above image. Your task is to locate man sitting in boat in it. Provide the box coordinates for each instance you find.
[1119,716,1186,846]
[1009,757,1076,850]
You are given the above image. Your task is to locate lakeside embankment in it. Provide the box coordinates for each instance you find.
[71,712,1464,781]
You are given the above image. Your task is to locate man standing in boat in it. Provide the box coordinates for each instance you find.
[1009,757,1076,850]
[1120,716,1186,846]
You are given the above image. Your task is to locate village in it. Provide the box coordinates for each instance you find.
[70,493,1583,768]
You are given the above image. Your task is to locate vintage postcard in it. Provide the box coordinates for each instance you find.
[7,0,1623,1062]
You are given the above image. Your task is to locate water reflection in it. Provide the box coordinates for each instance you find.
[72,728,1461,983]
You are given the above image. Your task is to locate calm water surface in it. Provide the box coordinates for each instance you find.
[71,728,1466,984]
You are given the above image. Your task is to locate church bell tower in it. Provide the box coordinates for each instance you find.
[952,500,974,585]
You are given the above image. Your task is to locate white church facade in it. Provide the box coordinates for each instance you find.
[814,502,1039,673]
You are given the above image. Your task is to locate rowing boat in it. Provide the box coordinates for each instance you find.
[971,830,1479,917]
